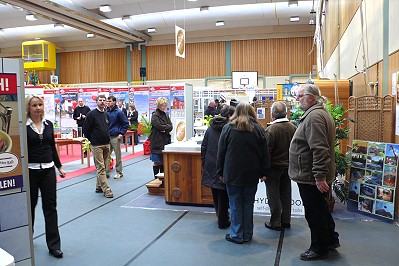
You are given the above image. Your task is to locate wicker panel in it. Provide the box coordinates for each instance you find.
[348,95,395,144]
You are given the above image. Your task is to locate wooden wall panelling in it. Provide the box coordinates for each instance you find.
[59,48,126,84]
[130,48,142,82]
[146,42,225,81]
[323,0,361,68]
[339,0,362,38]
[350,63,380,97]
[231,37,316,77]
[323,0,339,65]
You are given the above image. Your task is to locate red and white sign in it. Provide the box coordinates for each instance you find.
[0,73,18,94]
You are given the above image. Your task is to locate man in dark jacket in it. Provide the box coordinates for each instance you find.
[262,101,296,231]
[73,98,91,130]
[201,105,235,229]
[289,84,339,260]
[83,95,113,198]
[204,101,219,116]
[106,96,129,179]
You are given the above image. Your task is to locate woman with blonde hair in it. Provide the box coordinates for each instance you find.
[149,97,173,177]
[26,95,66,258]
[217,102,270,244]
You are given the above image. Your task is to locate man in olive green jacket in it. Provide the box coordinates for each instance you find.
[288,84,339,261]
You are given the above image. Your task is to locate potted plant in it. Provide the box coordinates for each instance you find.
[129,116,152,155]
[290,101,354,211]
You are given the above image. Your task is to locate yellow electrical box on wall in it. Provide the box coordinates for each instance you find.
[22,40,56,70]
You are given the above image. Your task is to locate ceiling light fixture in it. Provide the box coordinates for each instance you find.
[200,6,209,13]
[288,0,298,7]
[54,23,64,28]
[290,16,300,22]
[216,21,224,27]
[147,28,156,33]
[187,0,198,2]
[309,19,315,25]
[26,14,38,21]
[86,33,95,38]
[122,15,131,21]
[99,5,112,12]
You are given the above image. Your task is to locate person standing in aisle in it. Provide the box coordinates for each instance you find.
[262,101,297,231]
[204,101,218,117]
[214,99,222,114]
[73,98,91,131]
[217,102,270,244]
[201,105,235,229]
[127,103,139,145]
[150,97,173,177]
[106,96,129,179]
[26,95,66,258]
[289,84,340,261]
[83,94,114,198]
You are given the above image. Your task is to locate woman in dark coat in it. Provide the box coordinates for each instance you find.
[201,105,235,229]
[217,102,270,244]
[149,97,173,177]
[127,103,139,145]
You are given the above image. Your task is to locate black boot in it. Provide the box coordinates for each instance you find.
[159,165,164,173]
[153,165,160,178]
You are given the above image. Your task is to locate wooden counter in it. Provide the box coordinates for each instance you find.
[163,150,213,206]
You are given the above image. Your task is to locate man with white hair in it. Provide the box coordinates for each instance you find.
[289,84,340,261]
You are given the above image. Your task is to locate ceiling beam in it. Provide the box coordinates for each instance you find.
[1,0,150,43]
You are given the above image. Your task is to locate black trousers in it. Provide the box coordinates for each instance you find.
[211,188,230,227]
[298,183,339,254]
[29,167,61,251]
[264,168,291,226]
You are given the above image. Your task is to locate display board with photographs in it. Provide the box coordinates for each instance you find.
[349,140,397,220]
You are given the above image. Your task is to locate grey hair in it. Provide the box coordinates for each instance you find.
[302,84,327,104]
[271,101,287,119]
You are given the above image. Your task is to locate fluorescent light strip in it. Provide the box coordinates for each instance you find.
[290,16,299,22]
[26,14,37,21]
[147,28,156,33]
[99,5,111,12]
[216,21,224,27]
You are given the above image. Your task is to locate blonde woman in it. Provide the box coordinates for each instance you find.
[217,102,270,244]
[26,95,66,258]
[149,97,173,177]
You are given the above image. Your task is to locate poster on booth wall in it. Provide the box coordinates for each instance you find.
[170,85,185,142]
[0,73,23,195]
[58,87,78,129]
[149,86,170,116]
[109,87,129,109]
[348,140,397,221]
[133,86,150,122]
[78,87,98,110]
[43,89,56,123]
[97,87,110,100]
[254,181,304,215]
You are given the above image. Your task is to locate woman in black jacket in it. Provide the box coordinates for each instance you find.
[217,102,270,244]
[201,105,235,229]
[26,95,66,258]
[149,97,173,177]
[127,103,139,145]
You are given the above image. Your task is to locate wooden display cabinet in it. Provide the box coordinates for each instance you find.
[163,150,213,206]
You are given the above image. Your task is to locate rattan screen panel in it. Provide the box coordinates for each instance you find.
[348,95,395,144]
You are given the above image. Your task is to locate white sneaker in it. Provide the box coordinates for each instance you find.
[114,173,123,179]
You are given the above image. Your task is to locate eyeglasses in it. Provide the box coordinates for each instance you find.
[296,93,311,100]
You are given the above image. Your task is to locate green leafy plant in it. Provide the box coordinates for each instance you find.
[82,138,91,152]
[290,101,355,204]
[129,116,152,137]
[200,115,213,127]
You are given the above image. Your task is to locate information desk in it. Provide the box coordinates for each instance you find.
[55,138,90,167]
[163,142,213,206]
